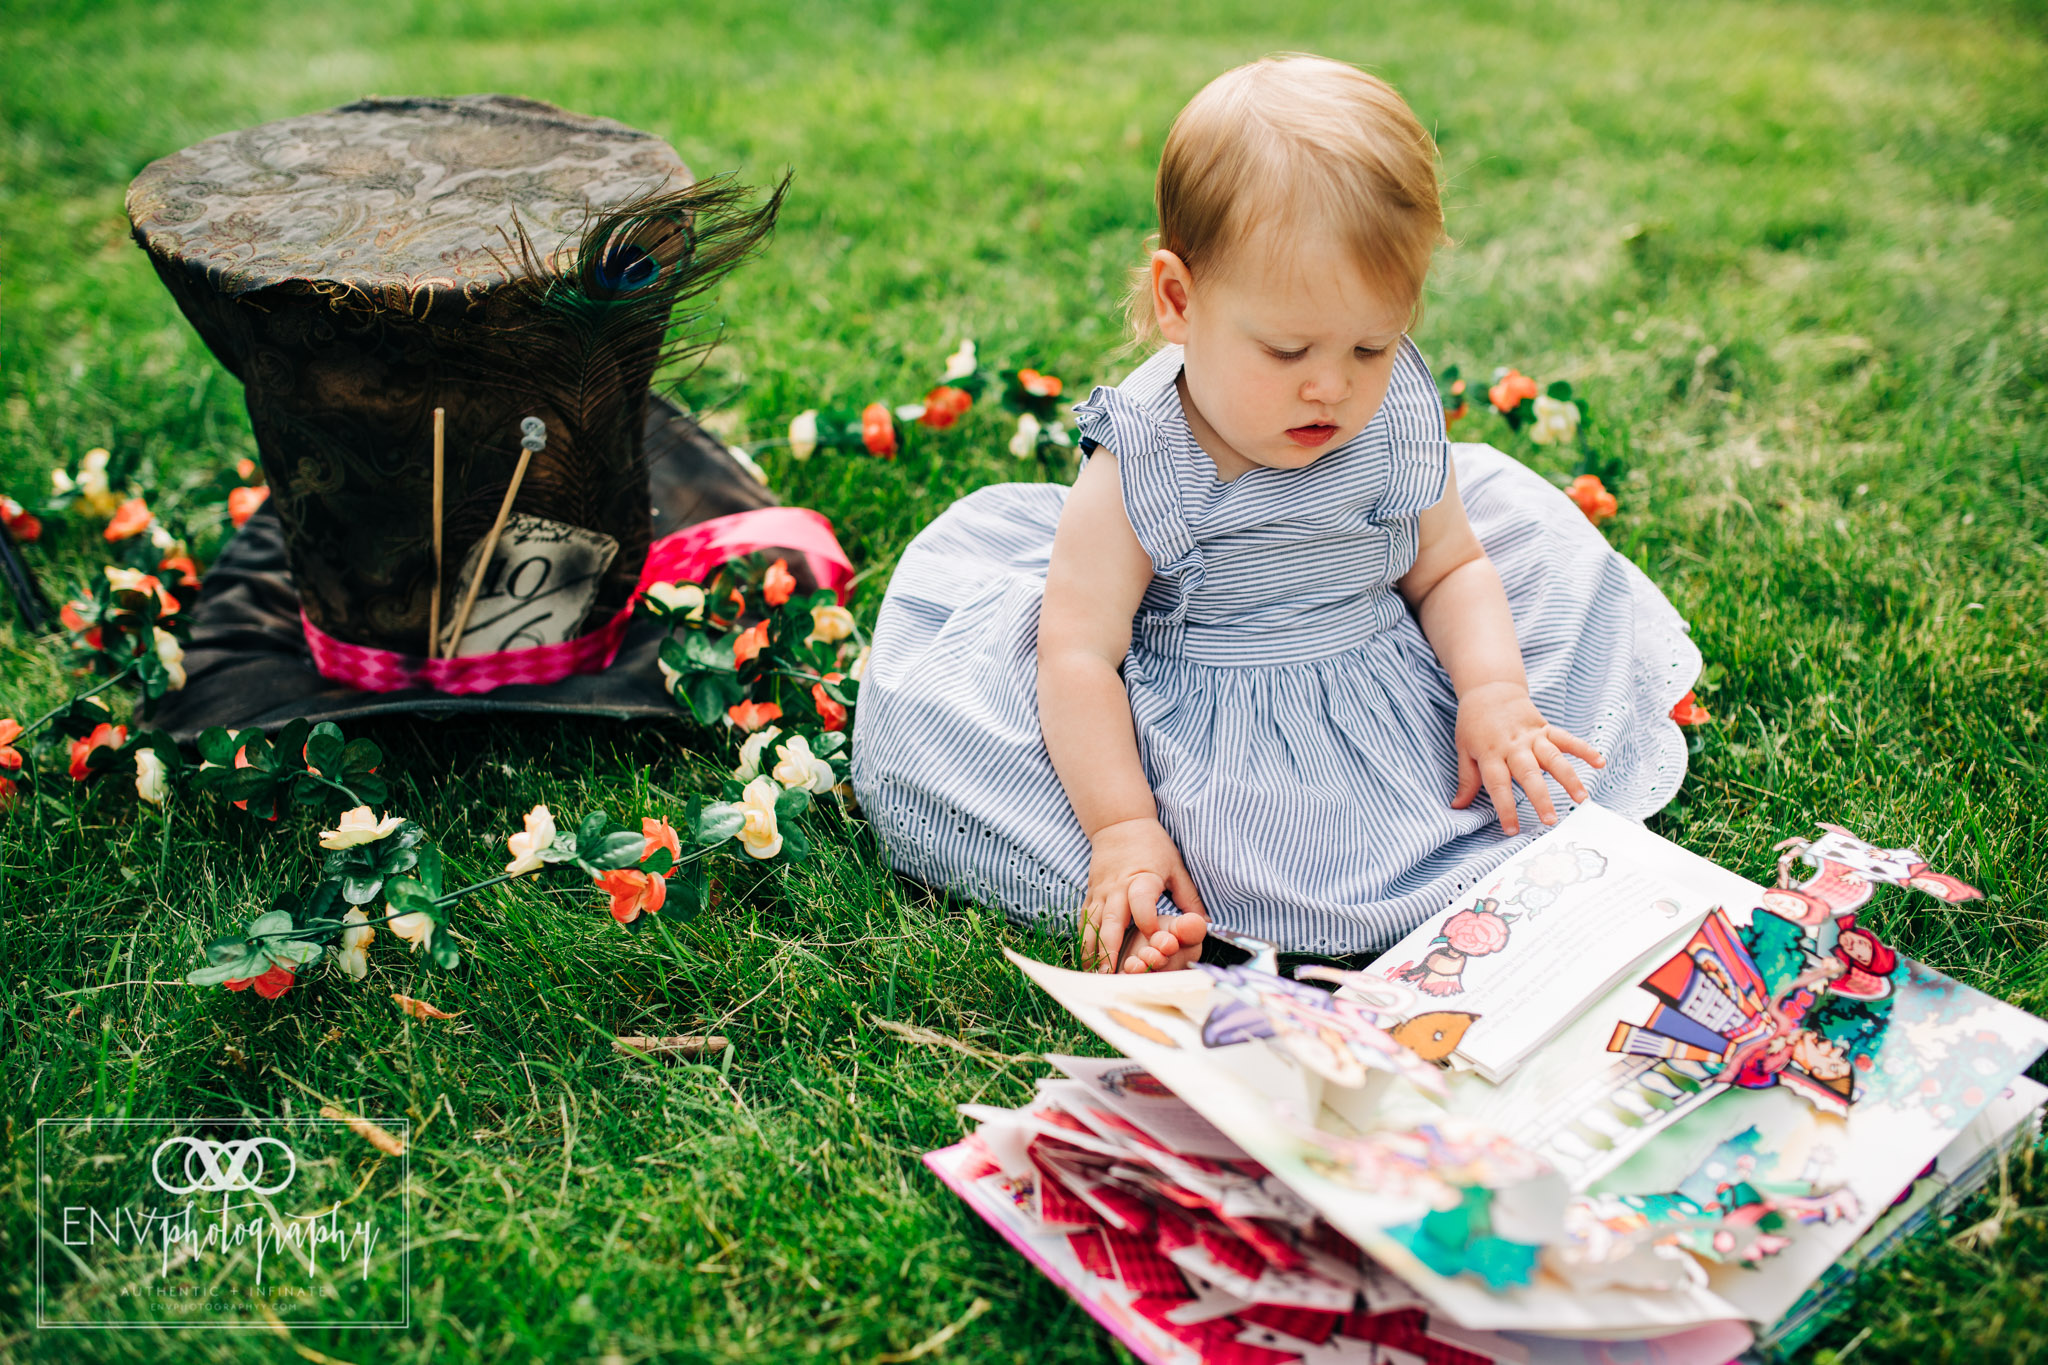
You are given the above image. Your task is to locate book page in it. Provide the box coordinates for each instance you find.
[1365,803,1763,1081]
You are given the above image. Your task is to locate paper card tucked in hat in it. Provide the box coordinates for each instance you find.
[439,515,619,657]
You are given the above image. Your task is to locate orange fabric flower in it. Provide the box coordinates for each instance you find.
[0,718,22,772]
[727,699,784,731]
[597,867,667,924]
[919,385,973,429]
[228,484,270,528]
[812,682,848,732]
[67,722,126,781]
[0,774,18,811]
[104,498,152,542]
[225,965,296,998]
[1018,368,1063,398]
[1566,474,1618,525]
[641,816,682,864]
[1,495,40,543]
[1488,369,1539,415]
[733,620,771,666]
[1445,402,1470,426]
[762,558,796,607]
[59,601,89,633]
[159,554,202,588]
[1670,690,1711,727]
[860,402,897,458]
[235,458,257,480]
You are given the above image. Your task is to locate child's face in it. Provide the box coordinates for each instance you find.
[1154,234,1412,480]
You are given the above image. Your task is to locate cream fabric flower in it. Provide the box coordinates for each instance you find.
[646,581,706,622]
[738,776,784,860]
[805,604,855,647]
[943,339,978,381]
[387,911,434,952]
[1008,413,1041,458]
[134,748,169,806]
[1529,394,1581,446]
[847,645,871,683]
[733,725,782,781]
[788,410,819,460]
[771,735,836,795]
[336,907,374,979]
[504,804,556,875]
[319,806,404,850]
[155,632,186,691]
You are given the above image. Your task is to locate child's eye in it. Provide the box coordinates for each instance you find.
[1355,345,1388,360]
[1265,346,1307,362]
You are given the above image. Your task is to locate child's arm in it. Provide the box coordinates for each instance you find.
[1399,463,1604,835]
[1038,451,1209,973]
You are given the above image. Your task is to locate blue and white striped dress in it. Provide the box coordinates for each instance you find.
[851,340,1700,955]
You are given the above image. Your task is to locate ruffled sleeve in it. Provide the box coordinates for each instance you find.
[1071,381,1204,594]
[1370,337,1453,519]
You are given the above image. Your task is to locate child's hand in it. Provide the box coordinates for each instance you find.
[1450,681,1605,836]
[1081,817,1209,973]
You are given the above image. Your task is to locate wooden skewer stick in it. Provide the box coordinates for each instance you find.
[443,417,546,659]
[427,406,445,659]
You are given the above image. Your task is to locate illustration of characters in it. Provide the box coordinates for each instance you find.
[1773,824,1983,921]
[1827,922,1899,1002]
[1606,909,1863,1114]
[1389,1011,1481,1064]
[1195,965,1448,1095]
[1505,843,1608,915]
[1388,899,1515,996]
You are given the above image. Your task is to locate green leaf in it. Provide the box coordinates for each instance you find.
[274,718,313,770]
[641,846,675,876]
[351,773,391,806]
[246,909,297,939]
[696,804,745,845]
[340,874,384,905]
[683,630,735,673]
[1546,379,1574,401]
[777,821,811,863]
[298,879,347,929]
[196,727,238,767]
[659,635,690,677]
[385,879,438,916]
[271,938,326,967]
[304,723,345,774]
[430,933,461,971]
[576,810,611,849]
[339,737,382,774]
[415,845,445,899]
[773,786,812,821]
[813,731,847,758]
[687,674,741,727]
[543,831,581,864]
[220,769,277,802]
[584,830,649,873]
[665,864,706,923]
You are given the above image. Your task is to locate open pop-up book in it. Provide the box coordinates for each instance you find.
[926,804,2048,1363]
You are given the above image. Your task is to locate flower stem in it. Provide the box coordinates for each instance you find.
[16,661,142,742]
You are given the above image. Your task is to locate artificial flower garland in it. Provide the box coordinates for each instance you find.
[781,339,1075,466]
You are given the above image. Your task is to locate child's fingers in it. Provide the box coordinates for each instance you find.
[1548,725,1605,768]
[1514,758,1559,826]
[1481,757,1520,836]
[1165,910,1208,948]
[1092,887,1131,973]
[1126,871,1166,934]
[1450,751,1482,810]
[1534,736,1591,803]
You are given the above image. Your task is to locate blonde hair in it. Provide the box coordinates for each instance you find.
[1127,55,1444,342]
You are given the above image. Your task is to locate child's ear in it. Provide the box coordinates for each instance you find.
[1151,250,1194,346]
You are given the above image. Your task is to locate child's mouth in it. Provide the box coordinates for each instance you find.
[1285,424,1337,448]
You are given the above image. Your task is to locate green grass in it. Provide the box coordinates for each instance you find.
[4,0,2048,1360]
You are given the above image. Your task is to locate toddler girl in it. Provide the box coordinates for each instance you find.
[851,56,1699,972]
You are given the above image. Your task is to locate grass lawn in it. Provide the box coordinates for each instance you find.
[4,0,2048,1360]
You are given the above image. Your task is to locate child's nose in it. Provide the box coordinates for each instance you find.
[1301,365,1350,406]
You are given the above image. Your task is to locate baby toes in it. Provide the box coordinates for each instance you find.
[1168,913,1208,948]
